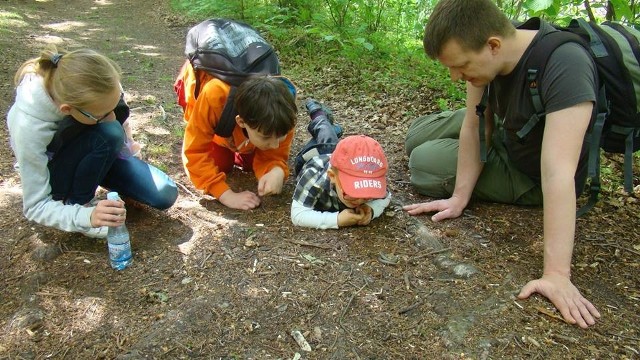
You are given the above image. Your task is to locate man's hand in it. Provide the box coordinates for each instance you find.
[258,167,285,196]
[402,195,466,222]
[518,273,600,328]
[218,189,261,210]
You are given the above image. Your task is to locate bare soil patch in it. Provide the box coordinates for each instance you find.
[0,1,638,358]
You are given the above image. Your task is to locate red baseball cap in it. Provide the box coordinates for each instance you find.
[330,135,388,199]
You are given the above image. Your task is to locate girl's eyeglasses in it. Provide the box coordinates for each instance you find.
[75,107,113,123]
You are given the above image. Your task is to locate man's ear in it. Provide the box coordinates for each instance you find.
[487,37,501,54]
[58,103,73,115]
[235,115,246,128]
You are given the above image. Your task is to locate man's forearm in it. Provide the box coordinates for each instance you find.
[541,177,576,277]
[451,117,484,206]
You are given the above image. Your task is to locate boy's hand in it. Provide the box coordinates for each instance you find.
[337,208,367,227]
[258,167,285,196]
[355,205,373,225]
[218,189,261,210]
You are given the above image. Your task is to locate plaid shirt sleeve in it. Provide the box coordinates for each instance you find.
[292,155,340,212]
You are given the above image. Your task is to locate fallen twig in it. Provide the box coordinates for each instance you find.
[35,291,69,297]
[412,247,451,260]
[308,280,337,322]
[535,306,566,323]
[550,333,578,343]
[255,270,278,276]
[593,242,640,256]
[286,239,333,250]
[398,300,423,315]
[607,332,640,342]
[339,282,367,324]
[176,181,197,198]
[199,252,212,268]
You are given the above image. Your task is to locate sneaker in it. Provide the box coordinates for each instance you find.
[305,98,335,124]
[80,226,108,239]
[305,99,343,138]
[333,123,344,139]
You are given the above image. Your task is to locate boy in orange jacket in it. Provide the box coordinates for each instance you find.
[179,64,297,210]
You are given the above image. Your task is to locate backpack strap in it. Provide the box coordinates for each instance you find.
[574,18,609,57]
[520,20,610,216]
[476,87,489,163]
[577,85,608,217]
[518,30,582,138]
[600,21,640,193]
[214,86,239,138]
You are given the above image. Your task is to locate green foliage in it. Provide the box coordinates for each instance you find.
[520,0,637,24]
[169,0,640,117]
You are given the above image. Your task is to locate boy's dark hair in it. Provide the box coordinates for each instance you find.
[423,0,515,59]
[234,76,297,137]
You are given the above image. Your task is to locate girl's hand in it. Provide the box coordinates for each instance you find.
[90,199,126,227]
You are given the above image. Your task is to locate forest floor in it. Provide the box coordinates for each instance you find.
[0,0,638,359]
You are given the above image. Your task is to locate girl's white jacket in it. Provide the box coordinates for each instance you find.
[7,74,95,233]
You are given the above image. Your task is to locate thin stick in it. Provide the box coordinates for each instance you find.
[606,332,640,342]
[413,247,451,260]
[339,283,367,324]
[176,181,197,198]
[308,280,337,322]
[286,239,333,250]
[398,300,423,315]
[403,272,411,290]
[36,291,69,297]
[593,243,640,256]
[199,253,212,268]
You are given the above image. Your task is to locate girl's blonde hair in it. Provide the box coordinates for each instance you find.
[14,46,122,108]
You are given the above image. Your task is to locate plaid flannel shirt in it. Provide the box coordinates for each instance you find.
[292,154,346,212]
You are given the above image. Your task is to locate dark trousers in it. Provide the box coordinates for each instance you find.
[48,119,178,209]
[294,114,340,177]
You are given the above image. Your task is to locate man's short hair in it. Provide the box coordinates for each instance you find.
[423,0,515,58]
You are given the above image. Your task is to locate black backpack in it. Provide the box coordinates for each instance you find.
[490,17,640,215]
[176,18,293,137]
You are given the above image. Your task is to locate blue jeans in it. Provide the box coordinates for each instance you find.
[294,113,341,176]
[48,120,178,209]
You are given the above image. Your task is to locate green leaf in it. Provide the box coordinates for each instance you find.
[524,0,553,12]
[608,0,633,21]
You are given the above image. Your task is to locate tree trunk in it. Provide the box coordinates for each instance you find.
[583,1,596,22]
[606,0,616,21]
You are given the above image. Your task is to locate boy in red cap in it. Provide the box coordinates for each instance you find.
[291,99,391,229]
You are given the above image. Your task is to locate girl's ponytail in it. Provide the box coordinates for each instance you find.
[13,46,121,108]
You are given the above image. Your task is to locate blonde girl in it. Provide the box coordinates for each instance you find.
[7,47,177,238]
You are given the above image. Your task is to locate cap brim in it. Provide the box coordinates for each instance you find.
[338,171,387,199]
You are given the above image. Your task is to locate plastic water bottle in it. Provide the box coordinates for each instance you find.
[106,192,133,270]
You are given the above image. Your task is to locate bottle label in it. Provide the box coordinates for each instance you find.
[108,242,132,262]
